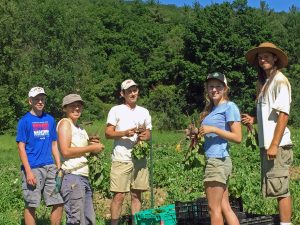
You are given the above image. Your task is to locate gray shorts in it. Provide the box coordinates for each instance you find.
[204,157,232,185]
[261,146,293,198]
[21,164,64,208]
[60,174,95,225]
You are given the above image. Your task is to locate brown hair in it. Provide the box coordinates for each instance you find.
[255,53,278,99]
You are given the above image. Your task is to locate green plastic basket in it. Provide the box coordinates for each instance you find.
[134,204,176,225]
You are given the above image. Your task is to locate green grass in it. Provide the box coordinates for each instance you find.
[0,134,20,165]
[1,124,300,224]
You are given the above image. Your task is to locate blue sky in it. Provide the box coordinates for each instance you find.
[158,0,299,12]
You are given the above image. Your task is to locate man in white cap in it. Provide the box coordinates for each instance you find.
[105,79,152,225]
[242,42,293,225]
[16,87,63,225]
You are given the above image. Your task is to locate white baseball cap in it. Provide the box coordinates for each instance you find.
[28,87,46,97]
[121,79,138,90]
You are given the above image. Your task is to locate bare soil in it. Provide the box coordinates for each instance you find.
[93,188,168,219]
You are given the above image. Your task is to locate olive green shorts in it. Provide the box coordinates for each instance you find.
[110,159,149,193]
[204,157,232,185]
[261,146,293,198]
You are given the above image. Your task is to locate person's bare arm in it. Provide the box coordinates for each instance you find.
[52,141,61,169]
[17,142,36,186]
[57,120,104,158]
[105,123,136,139]
[199,121,242,144]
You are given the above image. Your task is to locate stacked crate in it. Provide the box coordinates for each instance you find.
[175,197,279,225]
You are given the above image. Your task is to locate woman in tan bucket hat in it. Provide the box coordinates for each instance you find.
[57,94,104,224]
[242,42,293,225]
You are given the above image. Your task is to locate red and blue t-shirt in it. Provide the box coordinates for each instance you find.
[16,112,57,169]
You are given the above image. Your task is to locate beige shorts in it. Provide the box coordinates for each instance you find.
[110,159,149,193]
[204,157,232,185]
[261,146,293,198]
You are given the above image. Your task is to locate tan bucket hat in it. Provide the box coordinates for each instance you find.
[245,42,288,69]
[62,94,84,107]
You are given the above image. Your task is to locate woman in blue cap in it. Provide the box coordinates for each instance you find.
[199,72,242,225]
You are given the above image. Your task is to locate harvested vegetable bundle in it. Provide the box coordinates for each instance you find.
[178,123,205,169]
[132,123,150,160]
[132,140,150,160]
[87,136,105,187]
[183,135,205,169]
[87,151,106,188]
[245,123,258,150]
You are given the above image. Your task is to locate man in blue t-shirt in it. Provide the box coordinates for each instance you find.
[16,87,63,225]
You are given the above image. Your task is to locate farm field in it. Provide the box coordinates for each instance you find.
[1,122,300,224]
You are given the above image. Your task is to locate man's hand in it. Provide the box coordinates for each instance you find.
[138,130,148,141]
[241,113,255,126]
[267,144,278,160]
[26,170,37,186]
[125,128,136,137]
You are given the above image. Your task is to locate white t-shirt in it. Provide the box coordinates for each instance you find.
[256,71,292,149]
[106,104,152,162]
[57,118,89,177]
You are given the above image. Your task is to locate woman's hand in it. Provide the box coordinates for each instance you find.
[89,135,100,144]
[89,142,105,154]
[199,125,215,136]
[185,124,199,139]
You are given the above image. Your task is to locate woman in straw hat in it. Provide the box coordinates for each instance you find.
[242,42,293,225]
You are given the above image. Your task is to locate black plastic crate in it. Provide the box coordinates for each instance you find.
[175,197,243,225]
[120,214,132,225]
[176,212,279,225]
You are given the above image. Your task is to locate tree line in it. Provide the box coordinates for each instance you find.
[1,0,300,133]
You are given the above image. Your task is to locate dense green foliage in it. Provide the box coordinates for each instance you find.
[1,0,300,134]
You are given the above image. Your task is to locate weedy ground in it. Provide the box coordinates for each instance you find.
[1,125,300,224]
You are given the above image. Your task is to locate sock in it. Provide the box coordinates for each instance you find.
[280,222,291,225]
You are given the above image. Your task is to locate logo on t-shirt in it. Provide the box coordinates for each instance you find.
[32,122,50,139]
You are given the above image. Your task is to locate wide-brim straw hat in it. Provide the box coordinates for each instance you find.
[245,42,288,69]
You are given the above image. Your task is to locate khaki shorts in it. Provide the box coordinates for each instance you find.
[204,157,232,185]
[261,146,293,198]
[110,159,149,192]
